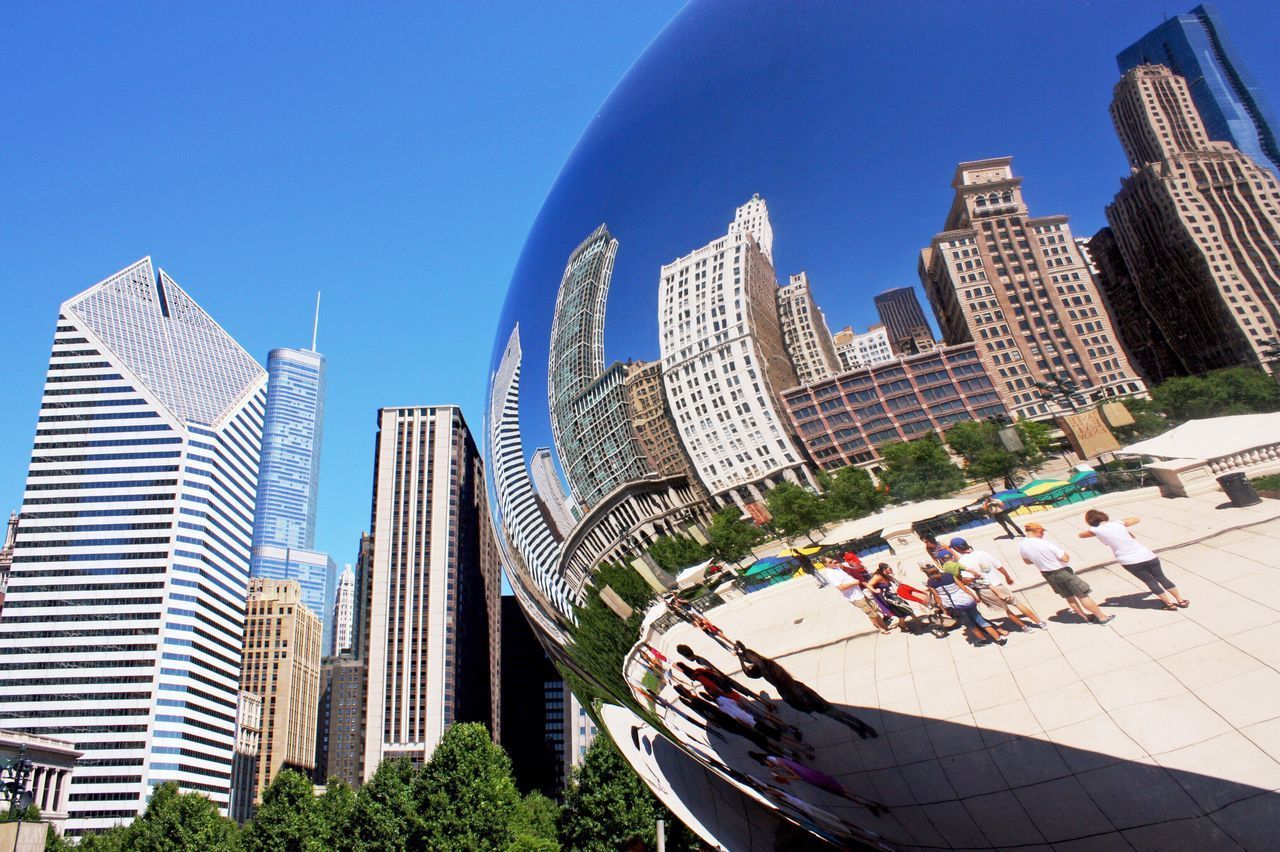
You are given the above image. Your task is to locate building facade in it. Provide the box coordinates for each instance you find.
[1118,4,1280,178]
[330,564,356,656]
[0,730,82,834]
[1103,64,1280,376]
[315,654,364,787]
[250,346,336,652]
[362,406,500,777]
[529,447,577,540]
[239,578,322,801]
[499,597,566,797]
[658,196,813,504]
[776,272,841,384]
[1087,227,1183,384]
[919,158,1146,419]
[0,259,266,836]
[228,691,263,823]
[832,325,896,372]
[782,344,1007,472]
[623,360,700,485]
[873,287,935,354]
[0,512,15,616]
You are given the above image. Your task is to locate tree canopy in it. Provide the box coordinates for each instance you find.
[411,723,525,850]
[877,435,967,502]
[820,465,887,521]
[945,419,1050,487]
[763,481,826,542]
[704,505,761,565]
[1149,366,1280,423]
[646,534,710,573]
[75,782,241,852]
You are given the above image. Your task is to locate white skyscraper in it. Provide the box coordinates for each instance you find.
[658,197,812,503]
[329,564,356,656]
[529,447,577,539]
[0,258,267,837]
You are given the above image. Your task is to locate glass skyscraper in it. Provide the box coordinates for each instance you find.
[1117,4,1280,177]
[249,346,336,650]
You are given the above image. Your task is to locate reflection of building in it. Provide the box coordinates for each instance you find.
[874,287,935,354]
[777,272,840,384]
[489,327,575,620]
[530,447,577,538]
[659,196,813,503]
[500,597,566,796]
[316,654,364,787]
[0,731,81,835]
[240,579,322,801]
[920,158,1145,419]
[0,258,267,836]
[832,325,895,371]
[251,346,336,651]
[330,565,356,656]
[1118,4,1280,178]
[362,406,499,775]
[783,344,1008,471]
[623,360,700,485]
[229,692,263,823]
[564,362,653,507]
[1103,64,1280,376]
[1087,228,1182,385]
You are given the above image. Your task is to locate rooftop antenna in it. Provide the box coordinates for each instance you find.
[311,291,321,352]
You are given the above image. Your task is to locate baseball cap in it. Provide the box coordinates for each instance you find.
[934,548,954,561]
[949,537,968,550]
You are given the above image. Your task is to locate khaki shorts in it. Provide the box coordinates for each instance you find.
[1044,568,1091,598]
[975,584,1023,609]
[849,596,875,615]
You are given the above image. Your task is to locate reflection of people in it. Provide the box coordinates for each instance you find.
[949,537,1046,630]
[1019,522,1115,624]
[690,613,735,650]
[984,495,1024,538]
[748,751,887,815]
[821,566,891,634]
[1079,510,1188,610]
[673,684,812,759]
[734,641,877,739]
[867,563,919,622]
[922,563,1008,646]
[794,550,828,588]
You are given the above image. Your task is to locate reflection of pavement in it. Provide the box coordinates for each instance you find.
[648,502,1280,849]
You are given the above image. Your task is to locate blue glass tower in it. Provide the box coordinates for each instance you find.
[250,346,336,649]
[1118,4,1280,177]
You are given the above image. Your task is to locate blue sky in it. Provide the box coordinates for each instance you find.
[3,1,1279,569]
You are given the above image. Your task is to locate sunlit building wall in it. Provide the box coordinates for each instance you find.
[832,324,896,372]
[776,272,840,384]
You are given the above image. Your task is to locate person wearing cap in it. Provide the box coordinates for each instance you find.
[1018,522,1114,625]
[949,537,1047,629]
[983,494,1024,538]
[921,561,1010,646]
[935,548,963,578]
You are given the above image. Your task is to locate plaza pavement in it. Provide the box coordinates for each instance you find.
[644,489,1280,849]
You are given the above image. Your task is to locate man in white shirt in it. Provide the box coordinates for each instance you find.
[821,566,891,634]
[949,537,1046,629]
[1018,522,1114,625]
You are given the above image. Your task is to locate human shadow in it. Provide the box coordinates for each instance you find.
[1101,591,1170,611]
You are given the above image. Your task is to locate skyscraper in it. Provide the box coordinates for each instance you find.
[361,406,499,776]
[1102,64,1280,375]
[529,448,577,539]
[1118,4,1280,178]
[228,691,263,824]
[250,346,336,652]
[0,512,16,617]
[499,596,565,796]
[0,258,267,836]
[873,287,935,355]
[329,564,356,656]
[658,196,813,503]
[831,325,895,371]
[776,272,840,384]
[919,159,1146,419]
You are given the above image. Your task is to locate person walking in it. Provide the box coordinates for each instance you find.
[734,641,878,738]
[1019,522,1114,624]
[1078,510,1189,610]
[748,751,888,816]
[984,494,1024,538]
[949,537,1046,629]
[922,563,1009,646]
[821,564,892,634]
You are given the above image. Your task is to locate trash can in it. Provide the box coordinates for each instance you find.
[1217,472,1262,507]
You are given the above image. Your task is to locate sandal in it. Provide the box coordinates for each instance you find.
[1162,603,1179,611]
[1177,600,1190,608]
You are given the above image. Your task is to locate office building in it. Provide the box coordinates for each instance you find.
[832,325,896,372]
[1118,4,1280,178]
[565,692,598,774]
[0,731,82,835]
[623,360,700,485]
[362,406,500,776]
[314,654,364,787]
[0,258,267,836]
[330,564,356,656]
[228,692,263,824]
[1103,64,1280,375]
[874,287,935,354]
[529,447,577,539]
[1087,228,1183,384]
[658,196,813,504]
[250,346,336,652]
[919,158,1146,419]
[499,597,565,796]
[239,579,322,801]
[776,272,841,384]
[782,343,1007,471]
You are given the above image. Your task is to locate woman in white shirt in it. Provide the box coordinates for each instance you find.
[1079,509,1188,610]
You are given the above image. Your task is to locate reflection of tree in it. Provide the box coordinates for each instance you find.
[647,535,710,572]
[819,466,887,521]
[877,435,967,502]
[566,561,656,704]
[705,507,762,566]
[764,482,826,544]
[945,419,1051,488]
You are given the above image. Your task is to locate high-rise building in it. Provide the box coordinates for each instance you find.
[1102,64,1280,375]
[919,158,1146,419]
[1087,228,1183,384]
[250,346,336,652]
[228,691,263,824]
[330,564,356,656]
[874,287,935,354]
[565,692,598,775]
[831,325,896,372]
[622,360,700,485]
[659,196,813,504]
[776,272,841,384]
[239,578,322,802]
[499,597,565,796]
[314,654,364,787]
[1118,4,1280,178]
[0,258,267,836]
[0,512,16,616]
[361,406,500,776]
[529,448,577,539]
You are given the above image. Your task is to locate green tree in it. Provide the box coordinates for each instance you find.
[242,768,320,852]
[411,723,524,850]
[946,419,1051,488]
[348,758,417,852]
[512,791,561,851]
[314,779,357,850]
[0,804,41,823]
[76,781,241,852]
[820,465,887,521]
[704,506,761,566]
[646,534,709,572]
[764,481,826,543]
[1112,396,1168,443]
[878,435,967,502]
[567,560,656,709]
[1150,366,1280,423]
[559,737,695,852]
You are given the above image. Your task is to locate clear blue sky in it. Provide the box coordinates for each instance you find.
[3,1,1278,569]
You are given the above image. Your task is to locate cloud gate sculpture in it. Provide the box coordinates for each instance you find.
[485,2,1280,848]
